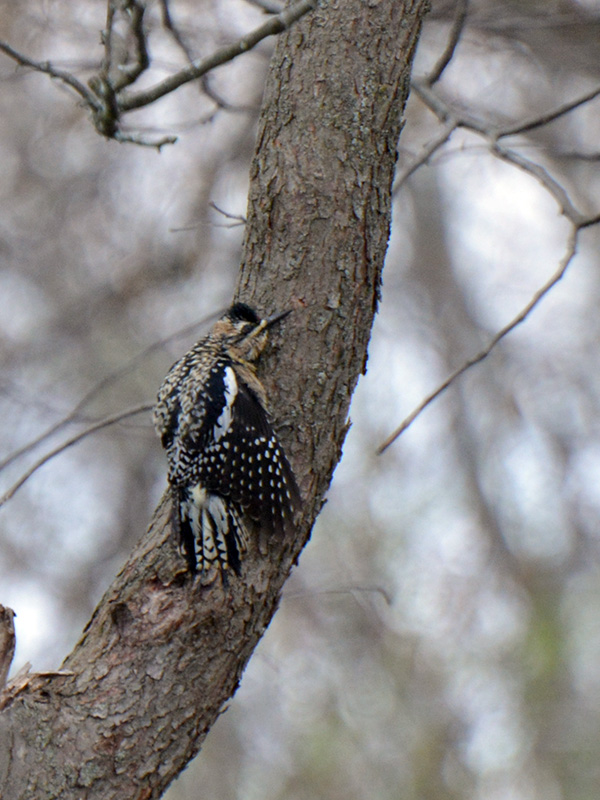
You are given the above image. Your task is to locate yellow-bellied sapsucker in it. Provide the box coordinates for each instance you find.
[153,302,300,580]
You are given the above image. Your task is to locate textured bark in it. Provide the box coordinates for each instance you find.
[0,1,428,797]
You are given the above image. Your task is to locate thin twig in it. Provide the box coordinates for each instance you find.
[414,76,600,147]
[160,0,252,113]
[579,213,600,229]
[114,0,149,91]
[383,73,600,453]
[492,142,585,223]
[500,84,600,138]
[100,0,150,92]
[412,80,590,223]
[393,120,457,193]
[376,223,597,454]
[210,201,247,227]
[0,312,218,474]
[426,0,469,86]
[0,0,315,145]
[102,0,116,79]
[201,73,255,113]
[283,585,392,605]
[119,0,316,112]
[411,79,487,134]
[557,149,600,161]
[114,129,178,148]
[0,39,100,109]
[0,405,153,509]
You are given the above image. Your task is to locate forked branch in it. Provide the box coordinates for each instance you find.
[0,0,317,147]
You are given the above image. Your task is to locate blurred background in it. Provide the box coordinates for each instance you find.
[1,1,600,798]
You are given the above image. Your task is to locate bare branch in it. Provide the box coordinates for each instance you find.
[119,0,317,112]
[393,120,457,192]
[160,0,253,113]
[1,0,315,145]
[158,2,195,75]
[209,201,247,228]
[283,584,393,606]
[580,213,600,229]
[101,1,117,81]
[411,78,591,224]
[116,0,149,90]
[413,77,600,151]
[491,142,585,223]
[426,0,469,86]
[0,40,100,109]
[411,78,487,133]
[378,213,600,454]
[100,0,149,92]
[0,404,152,509]
[500,84,600,138]
[200,73,255,113]
[384,73,600,454]
[0,314,218,475]
[557,149,600,162]
[114,129,178,148]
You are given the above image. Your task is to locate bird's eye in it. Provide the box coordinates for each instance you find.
[235,321,258,339]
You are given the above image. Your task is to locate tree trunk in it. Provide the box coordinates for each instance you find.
[0,1,429,797]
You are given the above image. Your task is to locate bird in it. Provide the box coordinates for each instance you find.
[153,302,300,581]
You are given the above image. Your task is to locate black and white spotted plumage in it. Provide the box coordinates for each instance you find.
[153,303,300,579]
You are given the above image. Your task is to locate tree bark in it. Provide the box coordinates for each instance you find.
[0,1,429,797]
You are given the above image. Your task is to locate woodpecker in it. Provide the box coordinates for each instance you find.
[153,302,300,580]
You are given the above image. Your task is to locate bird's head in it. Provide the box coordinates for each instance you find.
[214,302,291,363]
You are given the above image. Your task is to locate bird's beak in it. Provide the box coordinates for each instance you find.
[265,309,292,329]
[242,308,292,341]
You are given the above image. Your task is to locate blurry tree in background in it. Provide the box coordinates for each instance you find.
[0,1,600,798]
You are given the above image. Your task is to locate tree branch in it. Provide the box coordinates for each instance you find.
[425,0,469,86]
[0,314,216,474]
[379,74,600,453]
[0,40,101,109]
[377,214,600,454]
[501,83,600,138]
[0,0,318,146]
[118,0,318,112]
[0,404,153,509]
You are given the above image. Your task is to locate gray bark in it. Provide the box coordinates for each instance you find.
[0,1,429,797]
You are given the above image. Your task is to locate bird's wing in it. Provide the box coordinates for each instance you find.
[181,362,301,536]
